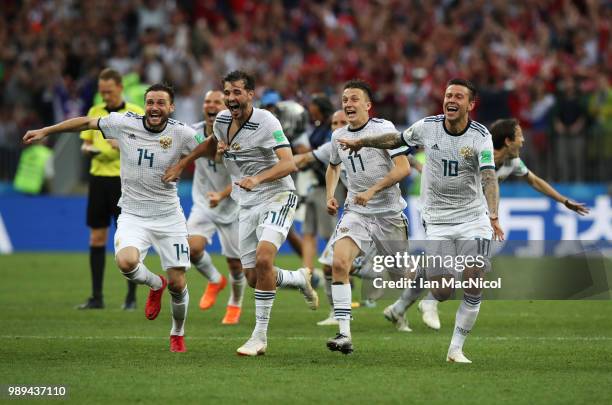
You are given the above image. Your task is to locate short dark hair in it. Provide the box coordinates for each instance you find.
[223,70,255,91]
[98,68,122,85]
[446,78,477,101]
[310,94,335,120]
[490,118,519,150]
[343,79,373,101]
[144,83,175,104]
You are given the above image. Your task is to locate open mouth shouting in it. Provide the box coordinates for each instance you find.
[344,108,357,120]
[227,101,241,117]
[148,110,164,125]
[445,103,459,115]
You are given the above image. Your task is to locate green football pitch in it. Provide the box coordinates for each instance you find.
[1,253,612,404]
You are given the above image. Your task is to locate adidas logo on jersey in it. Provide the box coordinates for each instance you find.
[432,144,440,150]
[128,133,136,140]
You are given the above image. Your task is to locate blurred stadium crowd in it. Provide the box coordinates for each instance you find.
[0,0,610,183]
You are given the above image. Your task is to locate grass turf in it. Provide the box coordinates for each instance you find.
[1,253,611,404]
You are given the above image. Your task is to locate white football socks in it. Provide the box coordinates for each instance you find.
[170,287,189,337]
[392,284,424,315]
[332,283,352,337]
[275,267,306,289]
[123,263,162,290]
[253,289,276,341]
[450,293,481,351]
[193,251,222,283]
[228,272,246,307]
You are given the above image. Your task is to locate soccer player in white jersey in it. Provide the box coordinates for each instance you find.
[24,83,200,353]
[491,118,590,214]
[338,79,504,363]
[385,117,591,334]
[188,90,245,324]
[326,79,411,354]
[163,70,318,356]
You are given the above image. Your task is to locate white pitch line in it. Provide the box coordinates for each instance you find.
[2,335,612,342]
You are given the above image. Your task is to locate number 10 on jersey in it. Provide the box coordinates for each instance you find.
[442,159,458,176]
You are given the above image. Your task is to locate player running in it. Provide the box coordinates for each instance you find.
[24,83,200,353]
[188,90,245,324]
[325,79,411,354]
[163,71,318,357]
[338,79,503,363]
[387,117,590,333]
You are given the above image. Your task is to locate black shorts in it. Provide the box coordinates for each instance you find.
[87,175,121,228]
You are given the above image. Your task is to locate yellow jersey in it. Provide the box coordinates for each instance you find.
[80,102,144,176]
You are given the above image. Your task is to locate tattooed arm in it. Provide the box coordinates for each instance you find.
[337,132,404,152]
[481,168,504,240]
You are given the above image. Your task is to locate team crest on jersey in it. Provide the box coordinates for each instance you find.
[231,143,241,151]
[459,146,474,159]
[159,135,172,149]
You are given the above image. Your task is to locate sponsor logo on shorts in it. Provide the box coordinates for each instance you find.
[159,135,172,149]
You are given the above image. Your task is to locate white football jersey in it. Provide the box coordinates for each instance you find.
[213,108,295,207]
[311,141,348,187]
[190,121,239,224]
[98,112,199,217]
[496,157,529,182]
[330,118,408,217]
[402,115,494,224]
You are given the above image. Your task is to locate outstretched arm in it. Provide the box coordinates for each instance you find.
[162,136,218,182]
[23,117,100,144]
[337,132,404,152]
[524,171,589,215]
[482,168,504,241]
[354,155,411,206]
[294,152,316,169]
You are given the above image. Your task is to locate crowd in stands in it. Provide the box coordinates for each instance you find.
[1,0,610,182]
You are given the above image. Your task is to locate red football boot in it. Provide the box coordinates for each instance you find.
[145,275,167,320]
[170,335,186,353]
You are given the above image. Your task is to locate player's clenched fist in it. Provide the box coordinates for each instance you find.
[337,137,362,152]
[235,176,260,191]
[207,191,223,208]
[354,189,374,206]
[216,141,228,161]
[162,163,183,183]
[23,129,47,144]
[327,197,338,215]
